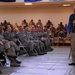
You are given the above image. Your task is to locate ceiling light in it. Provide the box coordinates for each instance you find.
[63,4,70,7]
[24,3,32,5]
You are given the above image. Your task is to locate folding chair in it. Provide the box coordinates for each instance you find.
[15,40,29,56]
[19,45,29,56]
[0,52,6,66]
[0,59,5,66]
[16,40,38,56]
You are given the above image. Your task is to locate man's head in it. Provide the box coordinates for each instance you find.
[24,26,29,32]
[47,28,50,33]
[50,24,53,28]
[7,25,12,32]
[38,19,41,22]
[19,26,24,32]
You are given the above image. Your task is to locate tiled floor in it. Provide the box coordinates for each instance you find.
[1,46,75,75]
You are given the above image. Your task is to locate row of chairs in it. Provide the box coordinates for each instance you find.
[53,37,70,46]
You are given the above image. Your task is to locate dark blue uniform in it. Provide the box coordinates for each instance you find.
[67,11,75,65]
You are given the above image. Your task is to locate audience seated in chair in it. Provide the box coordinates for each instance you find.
[57,30,65,45]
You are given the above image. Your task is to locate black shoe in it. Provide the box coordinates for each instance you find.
[7,55,17,58]
[47,48,53,52]
[44,49,48,52]
[0,70,2,74]
[49,47,53,51]
[18,50,26,56]
[29,54,37,56]
[15,59,21,64]
[50,47,53,50]
[43,52,47,54]
[38,52,45,55]
[29,53,38,56]
[10,63,20,67]
[15,60,21,64]
[41,50,47,54]
[28,50,38,56]
[12,58,21,64]
[69,63,75,66]
[45,49,49,52]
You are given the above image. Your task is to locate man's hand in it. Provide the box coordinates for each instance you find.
[59,37,61,39]
[73,20,75,24]
[67,33,71,38]
[0,41,4,45]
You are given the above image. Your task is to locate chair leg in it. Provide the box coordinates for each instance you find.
[0,52,6,66]
[33,49,38,56]
[20,46,29,56]
[23,47,29,56]
[0,61,2,66]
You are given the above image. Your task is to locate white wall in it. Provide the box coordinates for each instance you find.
[0,6,73,28]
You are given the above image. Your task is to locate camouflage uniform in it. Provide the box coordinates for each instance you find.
[25,31,46,54]
[16,31,38,56]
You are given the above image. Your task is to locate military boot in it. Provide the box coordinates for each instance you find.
[0,70,2,74]
[49,47,53,51]
[8,57,20,67]
[47,47,53,52]
[28,50,38,56]
[14,58,21,64]
[36,48,45,55]
[18,50,26,56]
[43,47,47,54]
[39,45,47,54]
[40,47,47,54]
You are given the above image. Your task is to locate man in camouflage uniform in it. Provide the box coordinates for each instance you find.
[3,25,26,56]
[16,26,38,56]
[42,29,53,51]
[0,27,20,67]
[35,27,53,52]
[24,26,47,55]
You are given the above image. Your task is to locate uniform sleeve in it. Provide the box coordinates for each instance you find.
[67,16,71,33]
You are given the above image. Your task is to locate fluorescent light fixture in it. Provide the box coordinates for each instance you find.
[63,4,70,6]
[24,3,32,5]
